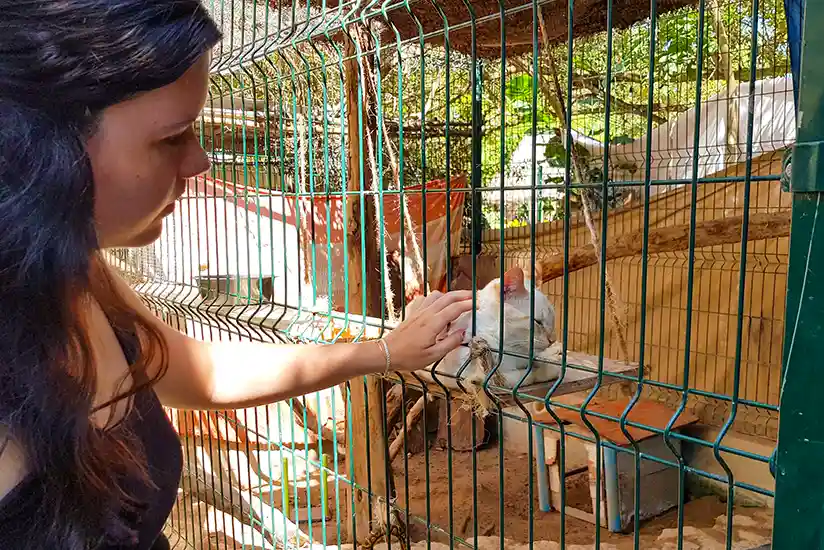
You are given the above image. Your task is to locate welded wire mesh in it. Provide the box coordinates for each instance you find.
[108,0,795,548]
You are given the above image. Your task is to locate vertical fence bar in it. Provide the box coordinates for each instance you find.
[470,58,483,257]
[774,1,824,547]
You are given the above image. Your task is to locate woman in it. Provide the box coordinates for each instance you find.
[0,2,472,549]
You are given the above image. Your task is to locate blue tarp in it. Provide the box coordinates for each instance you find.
[784,0,805,112]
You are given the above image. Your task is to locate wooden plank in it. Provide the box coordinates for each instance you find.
[391,352,639,407]
[564,506,607,528]
[341,34,390,545]
[295,506,331,524]
[346,376,391,539]
[538,211,791,284]
[514,355,639,400]
[435,397,488,451]
[535,398,699,447]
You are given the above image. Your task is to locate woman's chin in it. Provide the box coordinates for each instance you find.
[129,222,165,248]
[102,220,164,249]
[98,204,176,249]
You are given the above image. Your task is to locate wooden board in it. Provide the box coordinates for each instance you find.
[537,211,791,285]
[534,397,699,447]
[295,506,330,524]
[435,397,488,451]
[341,35,390,546]
[513,355,639,401]
[390,352,639,408]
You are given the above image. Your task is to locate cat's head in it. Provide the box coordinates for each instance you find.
[479,266,556,343]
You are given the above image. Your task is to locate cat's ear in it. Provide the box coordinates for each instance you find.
[503,266,525,293]
[533,262,543,284]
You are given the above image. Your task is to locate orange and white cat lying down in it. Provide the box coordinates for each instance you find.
[404,266,563,390]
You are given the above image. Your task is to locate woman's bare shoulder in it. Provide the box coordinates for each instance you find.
[0,430,29,503]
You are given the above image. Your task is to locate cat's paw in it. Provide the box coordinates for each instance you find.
[527,348,562,384]
[536,342,562,360]
[547,341,562,356]
[526,361,561,385]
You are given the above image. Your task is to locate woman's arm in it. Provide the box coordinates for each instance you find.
[106,266,472,410]
[158,337,386,410]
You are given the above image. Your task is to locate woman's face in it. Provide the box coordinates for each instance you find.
[86,54,212,249]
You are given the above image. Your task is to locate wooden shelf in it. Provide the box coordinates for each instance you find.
[534,397,700,446]
[388,351,639,408]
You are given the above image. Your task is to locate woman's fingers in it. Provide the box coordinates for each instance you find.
[432,300,474,330]
[424,290,472,313]
[414,290,473,319]
[417,290,444,311]
[429,329,466,360]
[385,289,475,372]
[404,294,427,317]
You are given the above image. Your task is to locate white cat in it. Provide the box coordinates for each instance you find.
[407,266,561,391]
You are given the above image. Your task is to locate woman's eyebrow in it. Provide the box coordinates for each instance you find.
[160,117,197,133]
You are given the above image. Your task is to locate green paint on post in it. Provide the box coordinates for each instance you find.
[774,2,824,546]
[773,193,824,549]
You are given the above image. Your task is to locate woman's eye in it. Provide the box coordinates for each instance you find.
[165,131,189,145]
[163,124,195,146]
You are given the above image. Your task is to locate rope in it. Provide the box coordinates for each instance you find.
[462,336,508,417]
[537,8,632,365]
[354,28,398,320]
[366,44,428,293]
[579,193,631,364]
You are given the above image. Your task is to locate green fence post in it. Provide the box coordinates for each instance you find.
[773,1,824,548]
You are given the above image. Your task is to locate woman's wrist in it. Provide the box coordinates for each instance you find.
[342,340,388,377]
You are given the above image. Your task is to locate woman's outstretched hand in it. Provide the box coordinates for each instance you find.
[381,290,473,372]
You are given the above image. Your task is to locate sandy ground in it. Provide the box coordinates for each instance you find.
[165,447,773,550]
[388,449,772,549]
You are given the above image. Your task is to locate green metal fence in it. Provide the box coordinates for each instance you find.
[107,0,823,547]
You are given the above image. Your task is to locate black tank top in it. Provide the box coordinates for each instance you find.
[0,337,184,549]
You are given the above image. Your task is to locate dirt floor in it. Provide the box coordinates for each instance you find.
[164,445,774,549]
[389,448,773,550]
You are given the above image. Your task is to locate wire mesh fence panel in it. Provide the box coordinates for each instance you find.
[105,0,813,548]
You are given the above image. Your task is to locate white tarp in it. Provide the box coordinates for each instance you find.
[571,74,796,189]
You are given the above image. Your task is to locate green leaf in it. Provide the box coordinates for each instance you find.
[505,74,534,102]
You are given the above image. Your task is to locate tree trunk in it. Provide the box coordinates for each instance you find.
[435,398,489,451]
[384,385,404,430]
[708,0,739,162]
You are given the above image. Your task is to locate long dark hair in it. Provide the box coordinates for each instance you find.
[0,1,221,547]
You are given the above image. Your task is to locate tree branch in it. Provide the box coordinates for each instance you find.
[537,211,791,284]
[577,90,668,125]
